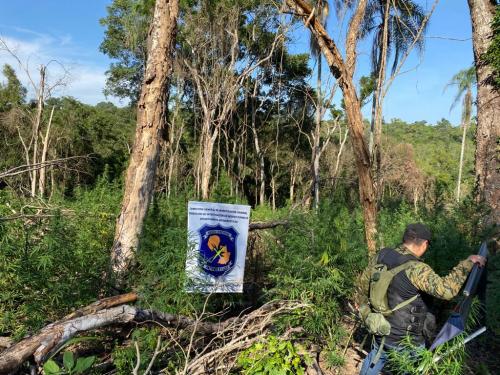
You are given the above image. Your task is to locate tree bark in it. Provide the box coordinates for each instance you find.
[468,0,500,228]
[250,81,266,206]
[456,122,467,202]
[369,0,390,169]
[312,57,322,210]
[0,293,137,374]
[456,89,471,202]
[111,0,179,276]
[286,0,377,253]
[199,119,217,200]
[38,106,55,197]
[31,66,46,197]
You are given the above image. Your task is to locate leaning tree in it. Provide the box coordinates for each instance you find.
[111,0,180,277]
[285,0,378,253]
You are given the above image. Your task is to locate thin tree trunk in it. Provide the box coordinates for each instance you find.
[312,57,322,210]
[111,0,179,276]
[290,161,298,204]
[312,145,320,209]
[31,66,46,197]
[332,125,348,185]
[369,0,390,171]
[271,173,276,210]
[49,165,55,199]
[251,108,265,206]
[286,0,377,253]
[456,111,469,202]
[167,116,184,198]
[468,0,500,227]
[200,121,217,200]
[38,106,55,197]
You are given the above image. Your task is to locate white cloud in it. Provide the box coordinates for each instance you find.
[0,28,121,106]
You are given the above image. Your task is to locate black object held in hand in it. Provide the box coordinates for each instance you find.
[463,241,488,298]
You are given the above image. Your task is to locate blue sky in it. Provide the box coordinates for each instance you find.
[0,1,474,124]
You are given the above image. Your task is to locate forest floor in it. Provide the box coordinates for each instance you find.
[324,319,500,375]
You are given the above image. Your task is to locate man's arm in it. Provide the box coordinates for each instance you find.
[406,259,474,300]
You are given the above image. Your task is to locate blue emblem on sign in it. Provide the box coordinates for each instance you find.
[198,224,238,277]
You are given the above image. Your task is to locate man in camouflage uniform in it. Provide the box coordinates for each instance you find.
[358,223,486,375]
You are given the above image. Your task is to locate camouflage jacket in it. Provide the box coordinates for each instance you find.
[357,244,474,306]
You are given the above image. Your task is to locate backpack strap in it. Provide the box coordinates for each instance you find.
[387,260,419,313]
[371,336,386,367]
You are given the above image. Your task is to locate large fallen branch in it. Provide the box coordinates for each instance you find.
[0,292,307,374]
[0,292,137,374]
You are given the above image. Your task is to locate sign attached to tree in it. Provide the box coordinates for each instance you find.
[186,201,250,293]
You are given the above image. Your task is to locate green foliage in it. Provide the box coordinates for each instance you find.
[112,328,162,375]
[387,298,485,374]
[43,351,95,375]
[0,180,121,337]
[264,201,367,336]
[99,0,153,101]
[323,326,347,368]
[0,64,26,111]
[237,335,311,375]
[386,334,466,375]
[383,118,475,196]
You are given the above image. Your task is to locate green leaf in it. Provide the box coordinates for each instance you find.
[74,356,96,374]
[43,360,61,375]
[47,336,100,360]
[63,351,75,370]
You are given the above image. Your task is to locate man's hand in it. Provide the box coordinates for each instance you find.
[468,255,486,267]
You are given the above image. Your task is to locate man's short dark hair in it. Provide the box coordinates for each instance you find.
[403,223,432,245]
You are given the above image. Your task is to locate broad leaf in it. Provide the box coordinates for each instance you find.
[63,351,75,370]
[43,360,61,375]
[74,356,96,374]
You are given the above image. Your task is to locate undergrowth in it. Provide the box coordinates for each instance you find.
[0,180,497,373]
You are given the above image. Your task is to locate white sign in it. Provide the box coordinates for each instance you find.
[186,201,251,293]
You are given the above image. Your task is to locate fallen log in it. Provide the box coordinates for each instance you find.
[0,292,135,374]
[0,291,300,374]
[0,300,228,374]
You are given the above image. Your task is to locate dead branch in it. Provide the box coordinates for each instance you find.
[183,300,309,374]
[0,156,90,180]
[249,220,289,231]
[0,292,137,374]
[0,292,307,375]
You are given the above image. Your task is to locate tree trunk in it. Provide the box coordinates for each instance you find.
[456,123,467,202]
[456,90,471,202]
[468,0,500,228]
[31,66,46,197]
[369,0,390,174]
[271,177,276,210]
[312,57,322,210]
[312,143,320,209]
[251,112,265,206]
[286,0,377,253]
[38,106,55,197]
[200,119,217,200]
[111,0,179,276]
[333,125,348,183]
[343,83,378,253]
[290,161,298,204]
